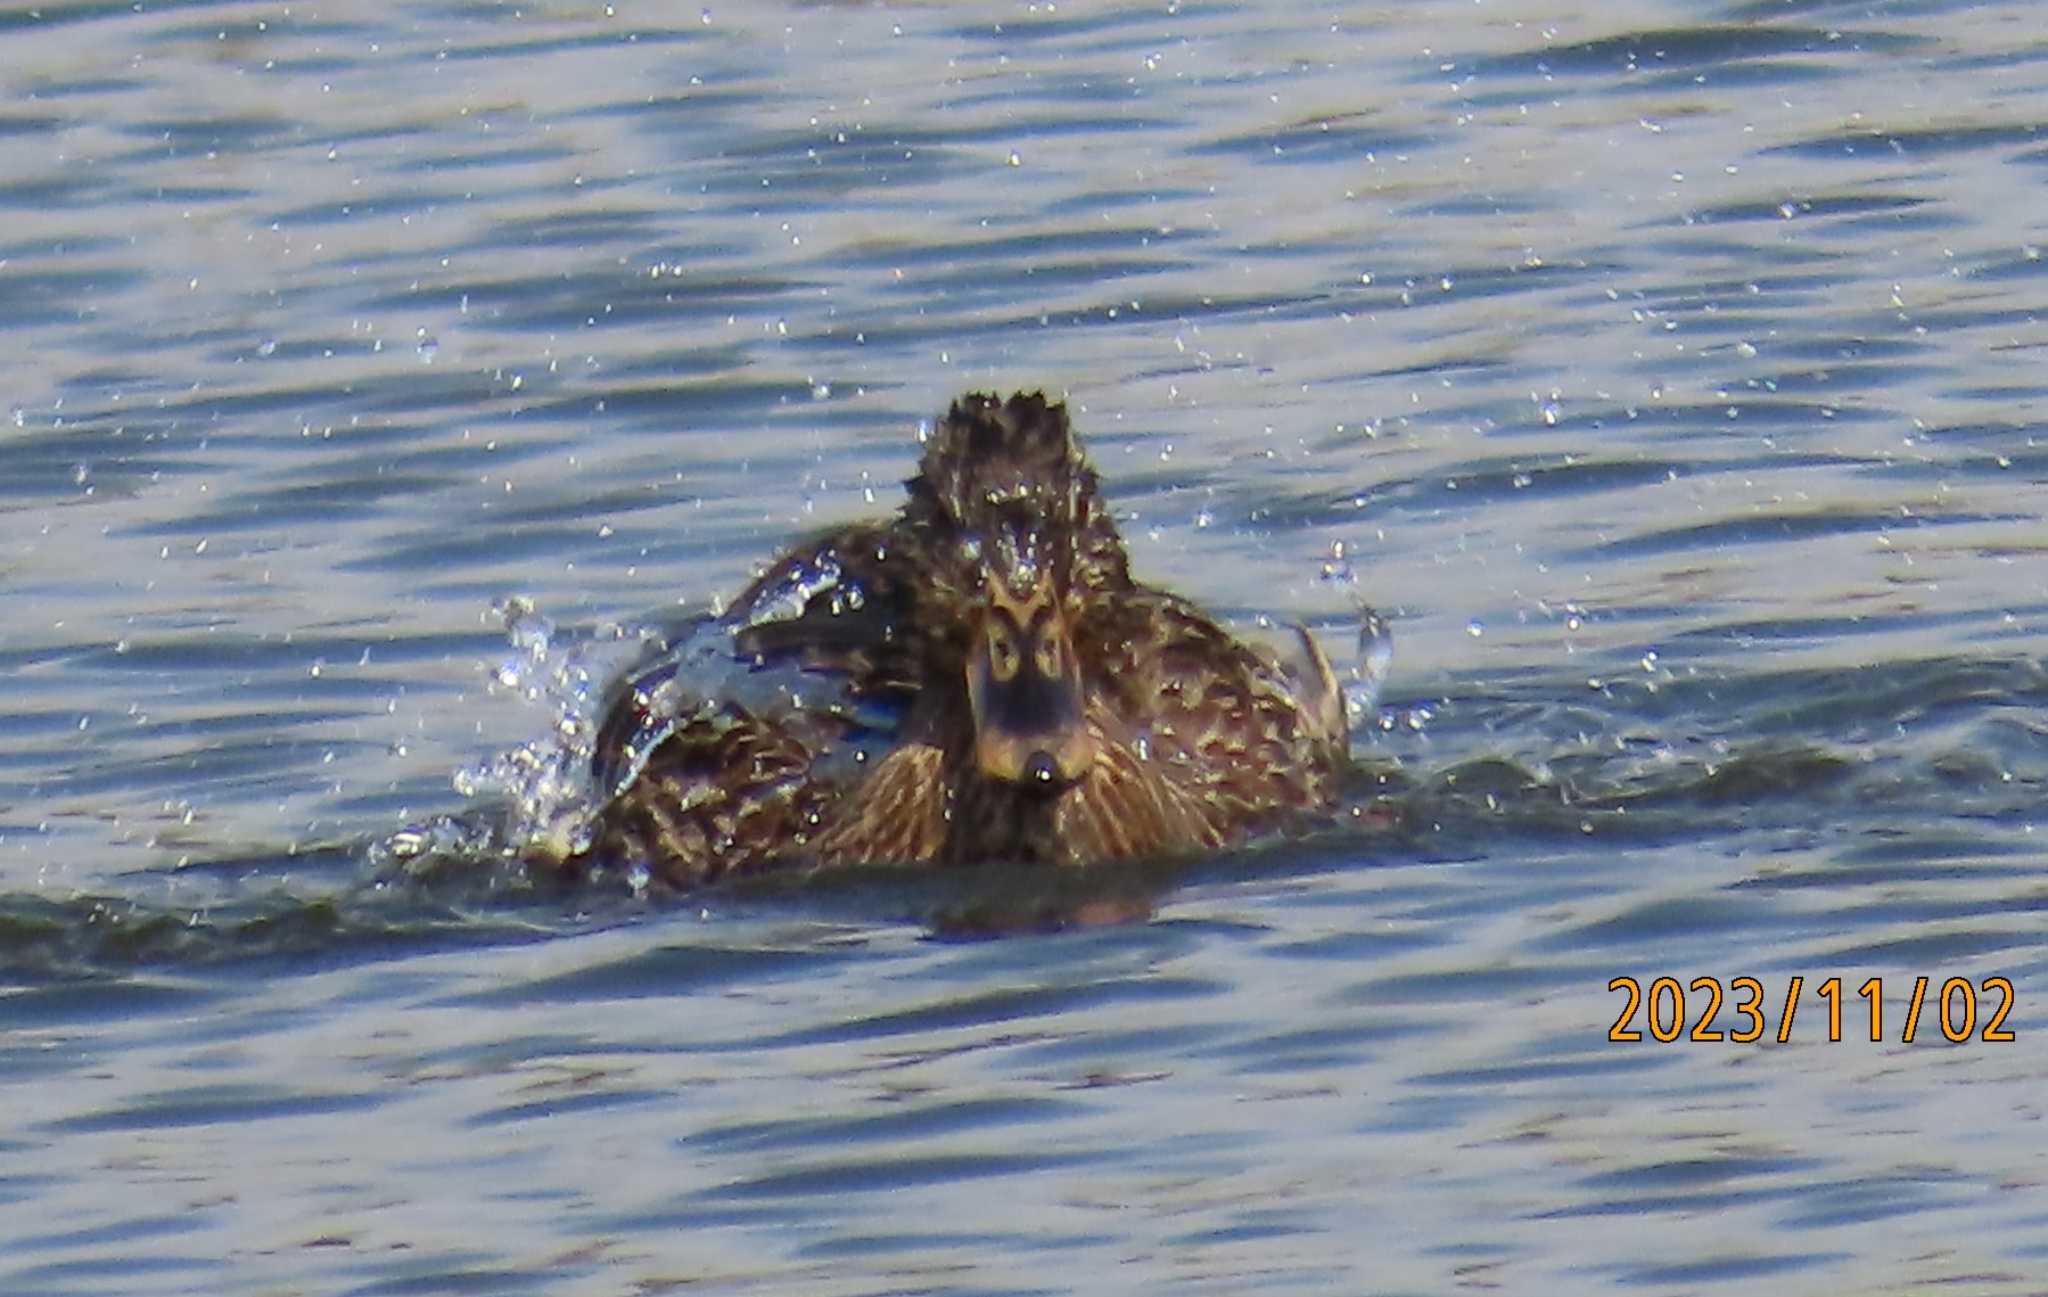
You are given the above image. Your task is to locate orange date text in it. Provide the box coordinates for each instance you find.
[1606,975,2016,1044]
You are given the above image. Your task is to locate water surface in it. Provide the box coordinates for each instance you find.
[3,0,2045,1292]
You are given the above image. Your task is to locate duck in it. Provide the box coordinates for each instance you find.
[574,391,1354,889]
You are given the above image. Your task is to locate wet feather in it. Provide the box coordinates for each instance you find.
[576,391,1354,888]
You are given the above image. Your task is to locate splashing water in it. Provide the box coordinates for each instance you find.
[1318,541,1399,733]
[455,597,614,860]
[734,548,871,629]
[1347,607,1396,728]
[374,553,891,887]
[373,596,650,882]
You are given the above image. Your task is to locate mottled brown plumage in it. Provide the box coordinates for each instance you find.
[581,391,1348,888]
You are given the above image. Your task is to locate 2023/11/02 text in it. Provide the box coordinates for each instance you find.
[1607,975,2016,1044]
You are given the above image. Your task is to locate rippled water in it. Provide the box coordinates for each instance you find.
[4,0,2046,1291]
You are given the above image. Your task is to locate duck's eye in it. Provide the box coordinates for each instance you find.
[986,626,1021,682]
[1033,630,1064,679]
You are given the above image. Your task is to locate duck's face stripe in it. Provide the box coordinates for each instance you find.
[966,580,1096,790]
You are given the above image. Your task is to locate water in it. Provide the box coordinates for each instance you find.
[4,0,2046,1291]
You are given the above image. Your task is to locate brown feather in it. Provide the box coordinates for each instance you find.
[574,392,1353,890]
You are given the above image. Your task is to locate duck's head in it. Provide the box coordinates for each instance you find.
[904,392,1131,792]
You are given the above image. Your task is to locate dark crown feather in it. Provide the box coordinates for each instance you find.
[901,391,1130,599]
[908,392,1085,523]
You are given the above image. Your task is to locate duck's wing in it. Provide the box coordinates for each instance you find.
[1269,622,1347,755]
[590,700,839,886]
[724,521,920,691]
[590,630,708,802]
[583,631,909,885]
[1050,703,1231,862]
[591,519,921,807]
[806,740,951,866]
[1084,586,1347,820]
[1246,609,1390,751]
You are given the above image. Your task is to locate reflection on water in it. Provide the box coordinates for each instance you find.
[2,0,2046,1291]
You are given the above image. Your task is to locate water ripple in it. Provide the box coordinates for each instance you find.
[2,1,2045,1292]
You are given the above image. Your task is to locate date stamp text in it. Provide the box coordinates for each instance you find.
[1607,975,2016,1043]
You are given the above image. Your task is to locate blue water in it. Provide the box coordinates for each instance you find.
[3,0,2045,1292]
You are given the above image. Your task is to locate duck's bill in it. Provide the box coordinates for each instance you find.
[972,705,1096,789]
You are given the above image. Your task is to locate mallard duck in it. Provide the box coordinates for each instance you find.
[578,391,1352,888]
